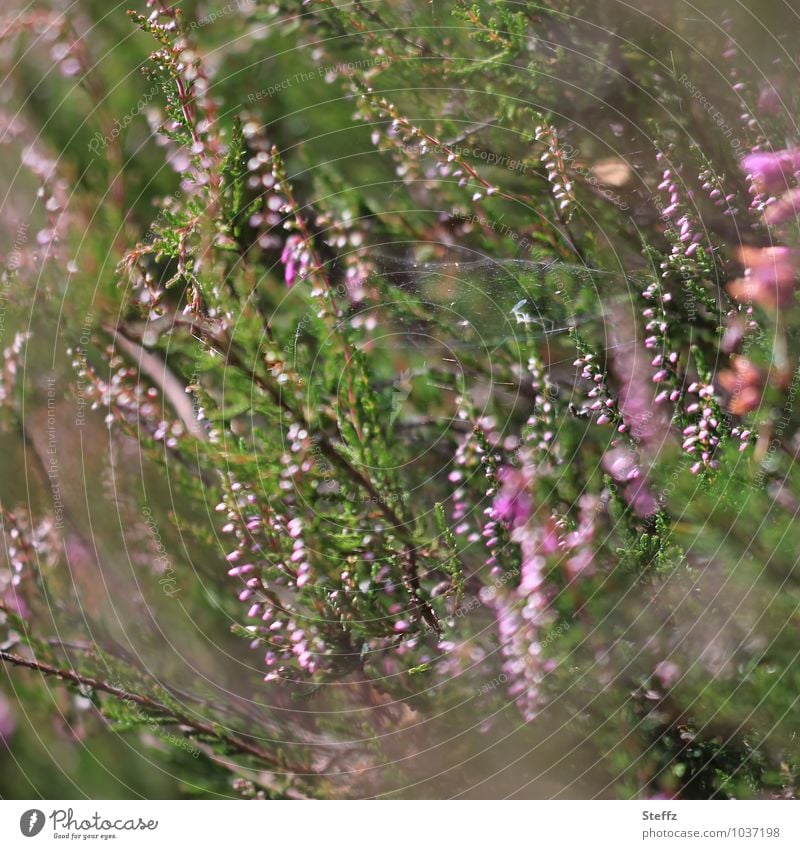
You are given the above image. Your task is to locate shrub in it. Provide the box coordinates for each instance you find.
[0,0,798,799]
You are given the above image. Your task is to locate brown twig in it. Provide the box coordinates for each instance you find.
[0,649,310,774]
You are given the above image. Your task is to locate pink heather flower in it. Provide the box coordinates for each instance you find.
[603,447,658,516]
[718,356,763,415]
[763,187,800,226]
[728,246,799,309]
[566,548,593,580]
[603,447,640,483]
[625,476,659,516]
[721,316,746,354]
[653,660,681,688]
[492,466,534,529]
[609,310,671,448]
[742,149,800,194]
[0,694,14,741]
[280,234,310,287]
[757,82,782,116]
[494,592,546,722]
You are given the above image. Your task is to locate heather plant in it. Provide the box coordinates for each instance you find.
[0,0,800,799]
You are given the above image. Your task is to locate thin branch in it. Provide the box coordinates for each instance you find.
[118,316,444,635]
[0,649,310,775]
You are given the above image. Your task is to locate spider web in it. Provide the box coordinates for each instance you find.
[363,253,649,351]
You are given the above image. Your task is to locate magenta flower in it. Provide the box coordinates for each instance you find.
[492,466,534,529]
[742,149,800,194]
[280,234,311,287]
